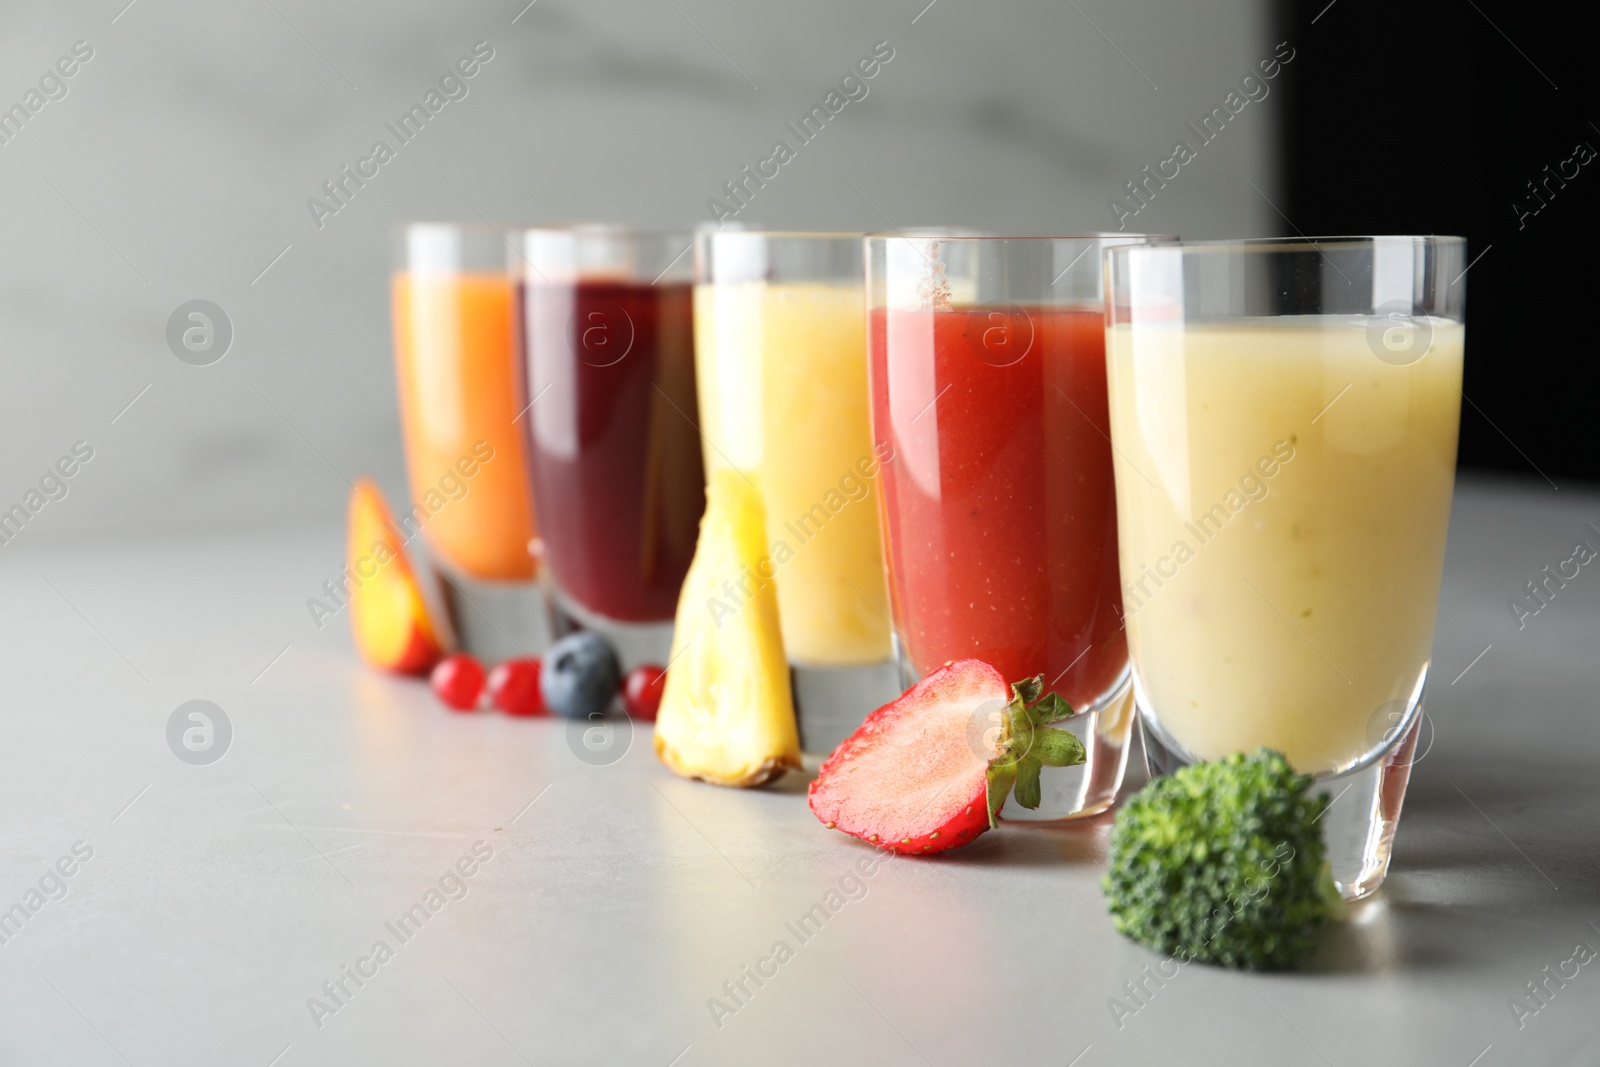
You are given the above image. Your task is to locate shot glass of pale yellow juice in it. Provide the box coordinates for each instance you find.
[693,232,899,750]
[1104,236,1467,899]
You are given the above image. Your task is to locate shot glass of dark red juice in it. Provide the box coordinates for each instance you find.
[865,232,1164,818]
[517,226,705,668]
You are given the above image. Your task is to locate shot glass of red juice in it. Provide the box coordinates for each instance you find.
[516,226,705,668]
[866,232,1166,819]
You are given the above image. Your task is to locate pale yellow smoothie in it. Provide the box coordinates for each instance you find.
[1106,316,1464,772]
[693,281,892,665]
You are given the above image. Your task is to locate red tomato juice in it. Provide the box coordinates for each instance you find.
[868,305,1126,705]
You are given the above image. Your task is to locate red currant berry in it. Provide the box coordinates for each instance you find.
[488,658,544,717]
[430,653,485,711]
[622,664,667,722]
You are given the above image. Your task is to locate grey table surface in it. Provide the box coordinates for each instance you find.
[2,475,1598,1067]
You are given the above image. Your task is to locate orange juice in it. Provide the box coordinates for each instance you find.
[391,272,537,580]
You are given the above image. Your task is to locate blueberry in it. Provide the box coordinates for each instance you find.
[540,632,622,720]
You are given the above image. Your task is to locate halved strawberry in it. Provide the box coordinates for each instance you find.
[808,659,1087,854]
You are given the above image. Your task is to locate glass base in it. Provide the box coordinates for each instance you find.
[550,587,673,672]
[432,561,555,663]
[890,634,1135,821]
[791,659,903,756]
[1138,696,1423,901]
[1000,670,1135,822]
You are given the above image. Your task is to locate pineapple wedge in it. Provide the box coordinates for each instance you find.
[655,470,801,787]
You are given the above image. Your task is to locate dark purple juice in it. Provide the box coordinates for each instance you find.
[520,279,705,622]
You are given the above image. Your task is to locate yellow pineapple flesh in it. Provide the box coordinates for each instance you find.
[654,470,801,787]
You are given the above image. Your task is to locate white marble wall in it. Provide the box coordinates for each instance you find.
[0,0,1275,539]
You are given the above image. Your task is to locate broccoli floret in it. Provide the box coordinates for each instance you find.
[1102,748,1344,970]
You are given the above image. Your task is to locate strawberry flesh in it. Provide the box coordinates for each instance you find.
[808,659,1008,855]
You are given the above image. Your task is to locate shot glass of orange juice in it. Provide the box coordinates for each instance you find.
[391,223,546,656]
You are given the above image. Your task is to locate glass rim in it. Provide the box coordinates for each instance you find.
[698,229,864,242]
[519,222,697,241]
[866,230,1178,242]
[1106,234,1468,256]
[395,222,512,272]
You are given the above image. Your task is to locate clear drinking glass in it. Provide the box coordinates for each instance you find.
[1104,235,1466,898]
[694,231,901,752]
[391,223,547,659]
[867,233,1159,819]
[516,225,706,668]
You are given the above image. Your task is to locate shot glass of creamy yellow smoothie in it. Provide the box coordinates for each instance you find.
[693,232,900,751]
[1104,236,1467,899]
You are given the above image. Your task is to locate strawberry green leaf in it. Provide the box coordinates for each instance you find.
[1014,758,1043,809]
[986,760,1018,828]
[1010,676,1044,707]
[1031,726,1086,768]
[1027,691,1075,726]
